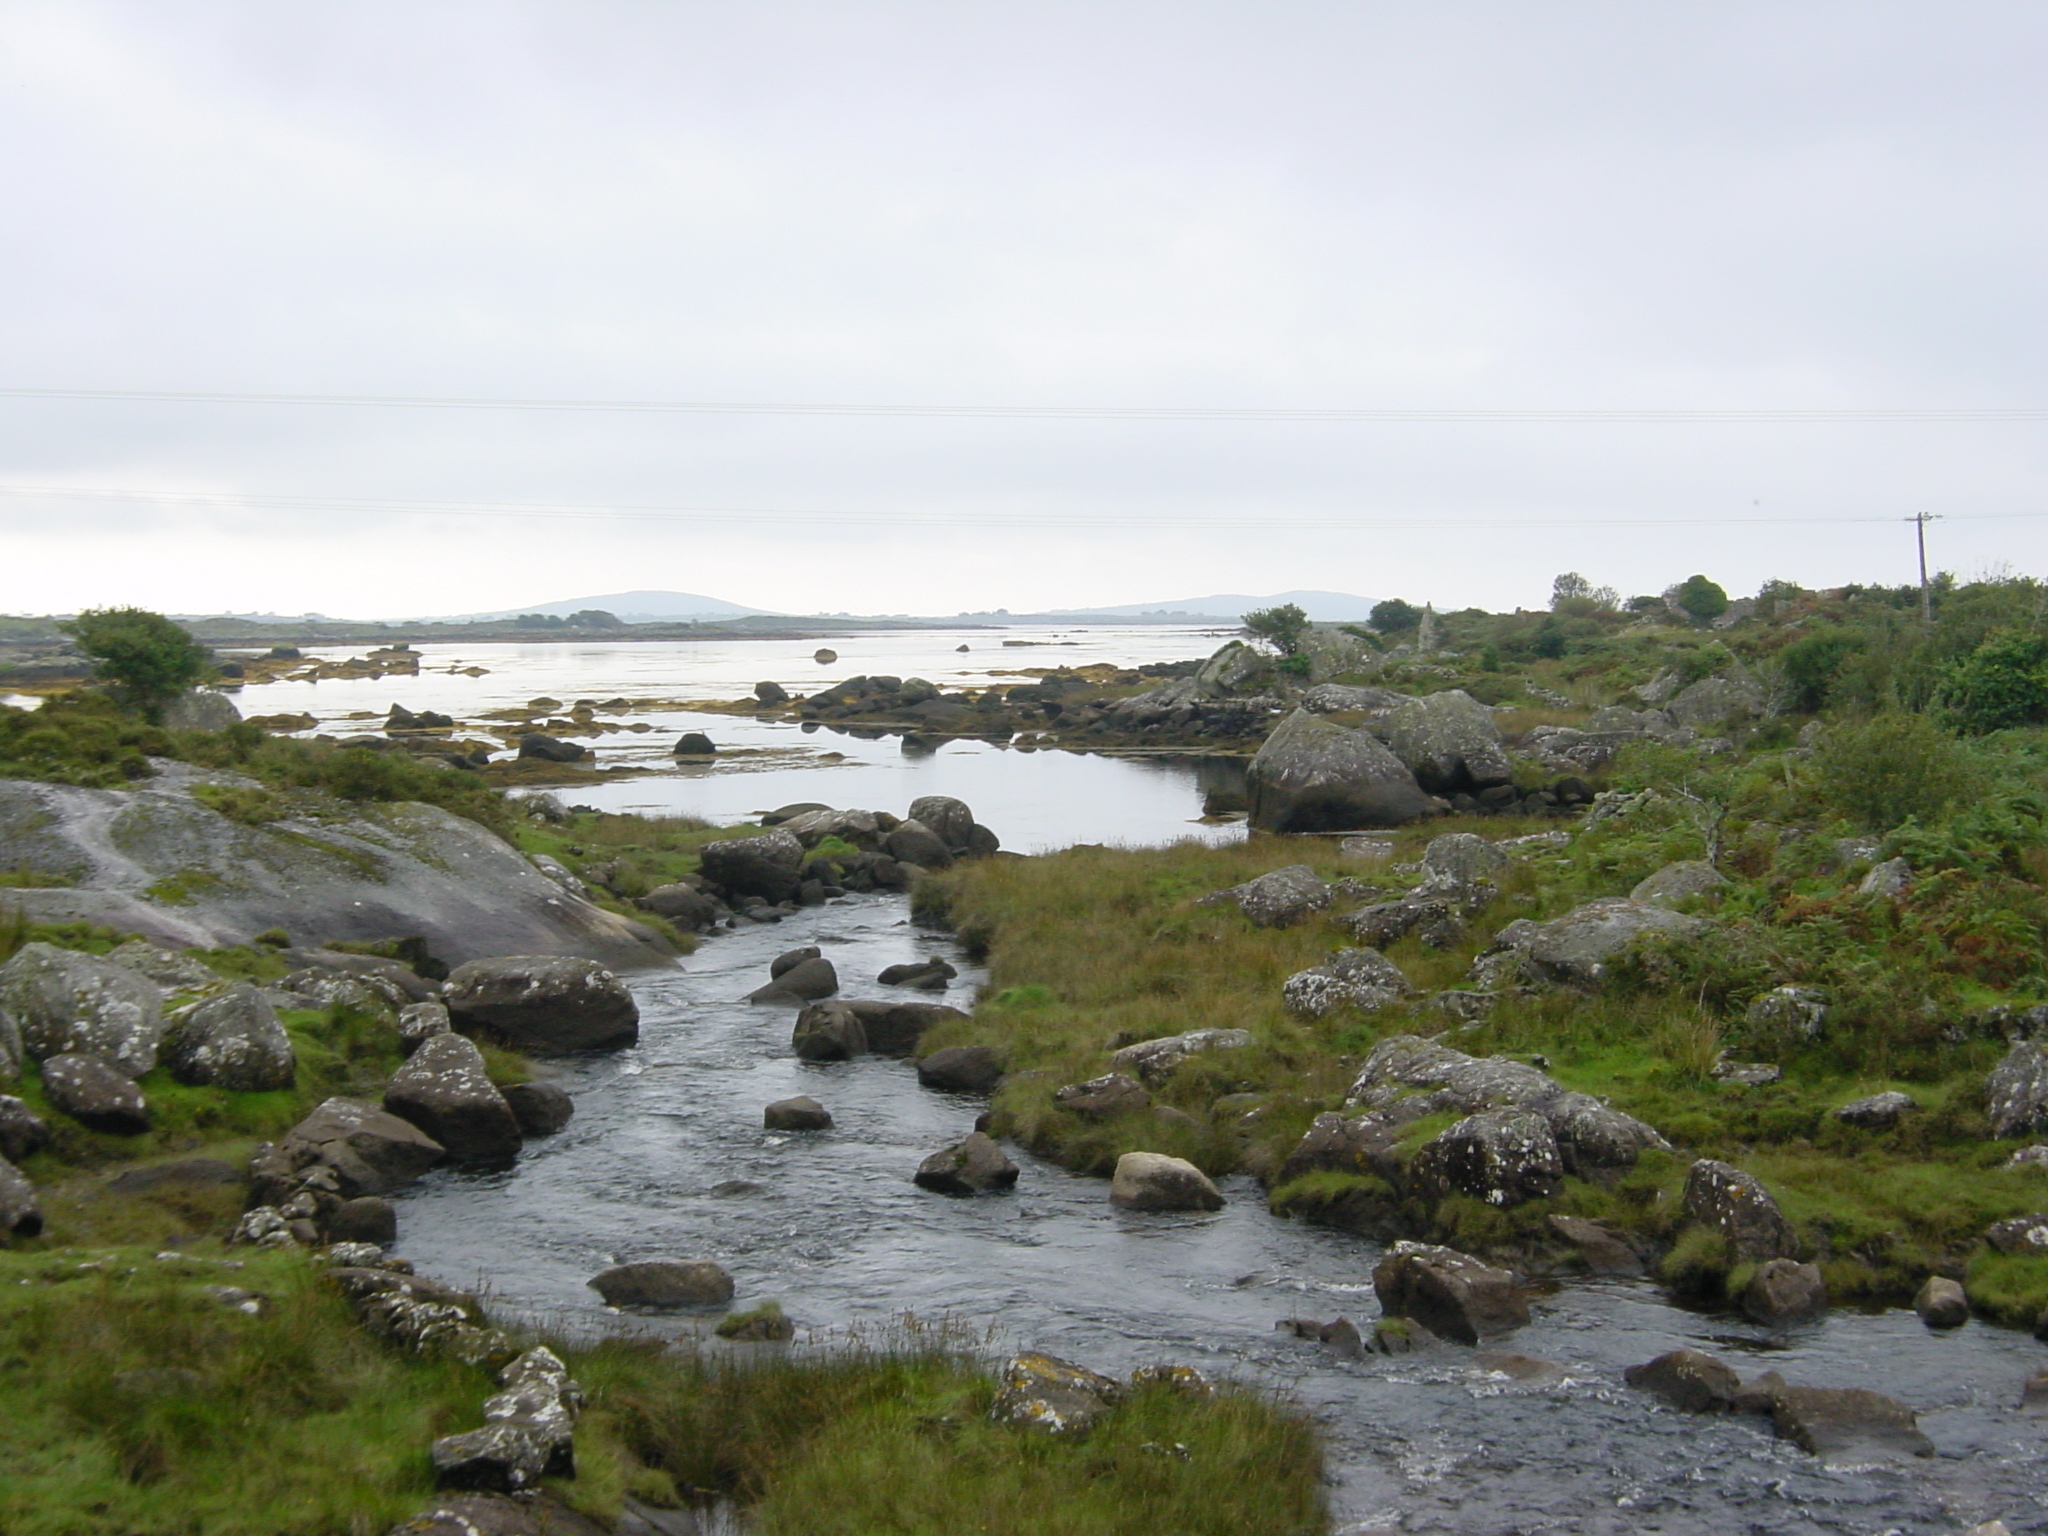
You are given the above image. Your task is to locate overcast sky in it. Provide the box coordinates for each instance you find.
[1,1,2043,620]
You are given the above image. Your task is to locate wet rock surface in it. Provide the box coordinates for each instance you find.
[445,956,640,1053]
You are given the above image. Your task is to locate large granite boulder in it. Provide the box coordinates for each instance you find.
[162,688,243,732]
[42,1053,150,1134]
[842,1000,968,1057]
[161,983,296,1091]
[1246,710,1436,832]
[1630,860,1730,908]
[0,942,164,1077]
[764,1095,832,1131]
[1504,899,1709,988]
[1987,1041,2048,1139]
[1198,865,1333,928]
[882,819,953,869]
[250,1096,446,1203]
[1381,690,1513,795]
[384,1033,523,1162]
[906,795,979,854]
[1195,640,1275,697]
[444,957,638,1053]
[916,1045,1004,1094]
[989,1351,1123,1435]
[1743,1259,1827,1326]
[0,776,673,969]
[696,830,804,904]
[1666,674,1767,732]
[791,1001,868,1061]
[1372,1241,1528,1344]
[1682,1159,1798,1261]
[1108,1152,1223,1212]
[1421,833,1509,886]
[747,955,838,1005]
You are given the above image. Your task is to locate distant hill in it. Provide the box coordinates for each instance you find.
[1033,590,1379,623]
[445,590,782,622]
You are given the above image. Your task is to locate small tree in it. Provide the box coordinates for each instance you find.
[60,607,211,722]
[1242,603,1309,657]
[1671,574,1730,624]
[1369,598,1421,635]
[1551,572,1593,608]
[1940,628,2048,732]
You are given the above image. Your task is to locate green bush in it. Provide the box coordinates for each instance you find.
[1810,712,1982,833]
[60,608,212,722]
[1941,627,2048,732]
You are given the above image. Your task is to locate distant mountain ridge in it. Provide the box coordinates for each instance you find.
[443,590,783,622]
[1034,590,1379,622]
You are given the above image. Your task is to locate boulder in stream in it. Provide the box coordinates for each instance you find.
[383,1033,523,1163]
[913,1132,1017,1195]
[916,1045,1004,1094]
[1682,1159,1799,1261]
[747,956,838,1005]
[1742,1259,1827,1327]
[444,956,639,1053]
[1108,1152,1223,1212]
[697,830,805,904]
[791,1001,867,1061]
[1624,1349,1741,1413]
[502,1082,574,1137]
[1372,1241,1529,1345]
[588,1260,735,1309]
[764,1096,832,1131]
[1914,1276,1970,1329]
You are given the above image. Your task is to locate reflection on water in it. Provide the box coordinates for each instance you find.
[233,628,1249,852]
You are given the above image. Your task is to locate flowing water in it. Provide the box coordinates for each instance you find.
[259,634,2048,1533]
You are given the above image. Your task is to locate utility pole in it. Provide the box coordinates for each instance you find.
[1906,511,1942,625]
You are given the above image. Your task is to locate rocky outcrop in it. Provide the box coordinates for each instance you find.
[0,774,673,969]
[250,1096,447,1204]
[696,830,805,904]
[1682,1159,1798,1261]
[588,1261,735,1308]
[1372,1242,1528,1344]
[0,942,164,1077]
[431,1347,579,1493]
[1486,899,1708,988]
[1052,1072,1150,1120]
[1665,674,1767,732]
[913,1132,1018,1195]
[1987,1041,2048,1138]
[1630,860,1729,907]
[1245,710,1436,832]
[1197,865,1333,928]
[1381,690,1512,796]
[1108,1152,1223,1211]
[1109,1028,1252,1085]
[444,957,639,1053]
[1282,947,1409,1018]
[43,1053,150,1134]
[384,1033,523,1162]
[161,983,296,1091]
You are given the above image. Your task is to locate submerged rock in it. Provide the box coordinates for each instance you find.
[1770,1385,1934,1461]
[1625,1349,1741,1412]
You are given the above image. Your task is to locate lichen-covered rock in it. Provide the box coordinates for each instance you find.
[1282,947,1411,1018]
[1859,858,1911,900]
[384,1033,522,1162]
[0,942,164,1077]
[1410,1110,1563,1208]
[1682,1159,1798,1261]
[1109,1152,1224,1212]
[1246,709,1436,832]
[913,1132,1018,1195]
[102,940,227,994]
[432,1347,579,1493]
[1984,1214,2048,1255]
[0,1095,52,1162]
[1421,833,1509,885]
[1382,690,1513,795]
[989,1351,1123,1434]
[0,1153,42,1237]
[1987,1041,2048,1139]
[1053,1071,1150,1120]
[1624,1349,1741,1412]
[397,1000,453,1057]
[1109,1028,1253,1086]
[696,829,805,903]
[1372,1241,1528,1344]
[251,1096,446,1203]
[444,956,638,1053]
[1630,860,1729,907]
[1665,674,1766,731]
[1509,899,1709,988]
[161,982,296,1091]
[589,1260,734,1308]
[42,1053,150,1134]
[1197,865,1333,928]
[1743,1259,1827,1326]
[1746,985,1829,1040]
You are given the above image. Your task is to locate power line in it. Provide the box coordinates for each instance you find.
[2,482,2045,531]
[0,386,2045,423]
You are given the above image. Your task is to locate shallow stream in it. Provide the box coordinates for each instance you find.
[260,633,2047,1532]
